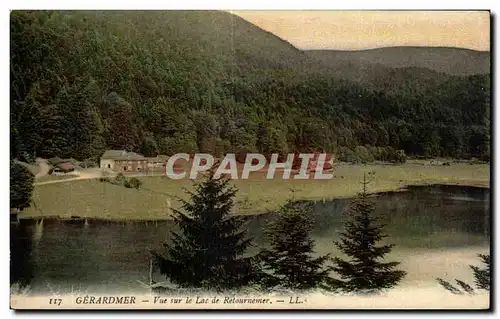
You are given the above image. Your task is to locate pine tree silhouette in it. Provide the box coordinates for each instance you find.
[455,279,474,294]
[436,278,463,294]
[153,168,255,290]
[258,202,333,290]
[436,253,490,294]
[332,173,406,292]
[470,254,490,291]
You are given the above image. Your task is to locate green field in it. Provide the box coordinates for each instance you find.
[20,161,490,220]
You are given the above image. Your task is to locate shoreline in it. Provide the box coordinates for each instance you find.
[17,181,490,223]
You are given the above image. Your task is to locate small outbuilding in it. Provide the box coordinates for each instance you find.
[54,162,75,173]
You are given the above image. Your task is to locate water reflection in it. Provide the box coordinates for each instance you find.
[10,185,490,294]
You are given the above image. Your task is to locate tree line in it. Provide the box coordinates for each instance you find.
[10,11,490,163]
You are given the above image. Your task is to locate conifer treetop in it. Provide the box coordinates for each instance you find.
[332,174,406,292]
[153,168,255,290]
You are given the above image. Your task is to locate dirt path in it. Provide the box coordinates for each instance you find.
[34,170,167,186]
[35,176,87,185]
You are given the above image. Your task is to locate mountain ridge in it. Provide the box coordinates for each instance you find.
[306,46,489,53]
[305,46,490,76]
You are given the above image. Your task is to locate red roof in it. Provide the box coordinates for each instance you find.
[56,162,74,171]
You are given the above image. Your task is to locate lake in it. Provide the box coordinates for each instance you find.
[10,184,490,295]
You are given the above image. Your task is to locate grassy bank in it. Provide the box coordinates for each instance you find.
[20,161,490,220]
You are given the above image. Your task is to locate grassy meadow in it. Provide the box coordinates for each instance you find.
[20,161,490,220]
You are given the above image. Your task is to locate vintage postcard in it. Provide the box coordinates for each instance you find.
[9,10,491,310]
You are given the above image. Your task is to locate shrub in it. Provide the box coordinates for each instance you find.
[367,145,379,160]
[345,150,361,164]
[336,146,350,162]
[384,146,396,162]
[393,150,407,164]
[81,159,98,168]
[338,145,409,164]
[354,145,374,163]
[123,180,132,188]
[128,177,142,189]
[112,173,127,185]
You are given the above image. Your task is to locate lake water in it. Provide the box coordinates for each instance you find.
[10,184,490,295]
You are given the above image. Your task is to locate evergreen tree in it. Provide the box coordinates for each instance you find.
[436,253,490,294]
[455,279,475,294]
[470,254,490,291]
[153,168,254,290]
[10,161,35,211]
[435,278,464,295]
[332,174,406,292]
[258,202,332,290]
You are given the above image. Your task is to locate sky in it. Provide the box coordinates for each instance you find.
[232,11,490,51]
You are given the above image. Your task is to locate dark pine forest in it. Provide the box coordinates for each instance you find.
[10,11,491,163]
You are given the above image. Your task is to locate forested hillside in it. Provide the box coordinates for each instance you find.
[10,11,491,163]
